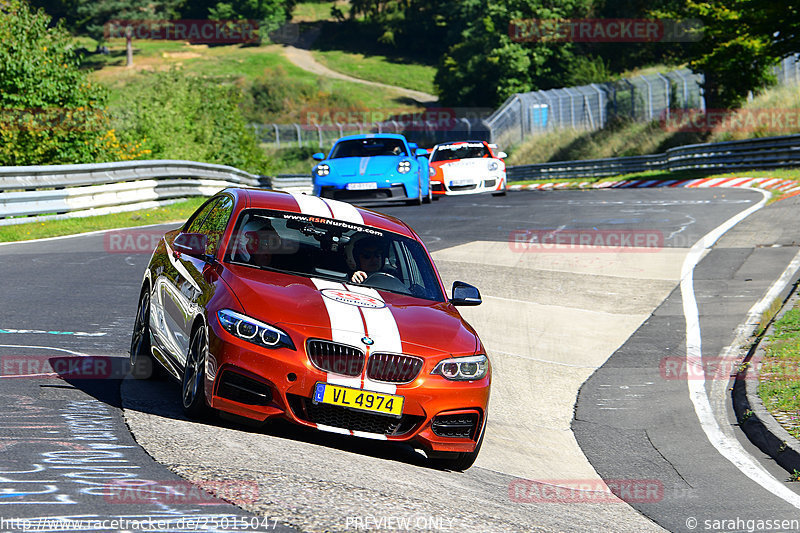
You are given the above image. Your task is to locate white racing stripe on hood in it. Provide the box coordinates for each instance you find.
[345,284,401,395]
[290,192,333,218]
[311,278,364,389]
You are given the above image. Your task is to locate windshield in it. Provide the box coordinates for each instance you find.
[431,142,491,162]
[224,209,444,302]
[329,138,408,158]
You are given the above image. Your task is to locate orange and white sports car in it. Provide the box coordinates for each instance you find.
[428,141,508,197]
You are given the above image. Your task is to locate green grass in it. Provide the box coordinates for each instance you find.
[81,39,424,122]
[758,305,800,439]
[292,1,349,22]
[507,83,800,166]
[0,198,205,242]
[311,50,436,94]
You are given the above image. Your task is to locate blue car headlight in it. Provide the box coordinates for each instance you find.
[217,309,295,350]
[315,164,331,177]
[397,160,412,174]
[432,354,488,381]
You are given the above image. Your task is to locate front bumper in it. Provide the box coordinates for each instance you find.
[432,172,506,196]
[206,319,490,453]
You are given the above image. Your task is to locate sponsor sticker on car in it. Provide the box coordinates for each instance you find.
[313,382,404,417]
[346,182,378,191]
[321,288,386,308]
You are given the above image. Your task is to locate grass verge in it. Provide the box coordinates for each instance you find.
[0,198,205,243]
[758,300,800,439]
[311,50,436,94]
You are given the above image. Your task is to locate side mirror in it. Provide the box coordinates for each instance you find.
[312,152,325,161]
[408,142,419,151]
[415,148,429,157]
[496,151,508,159]
[451,281,481,306]
[173,232,208,258]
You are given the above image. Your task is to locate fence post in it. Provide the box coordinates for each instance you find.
[564,88,577,129]
[315,123,323,147]
[294,123,302,147]
[640,75,653,120]
[590,84,605,128]
[656,73,671,120]
[272,124,280,148]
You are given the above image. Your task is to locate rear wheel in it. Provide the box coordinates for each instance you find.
[130,287,162,380]
[182,325,209,418]
[423,183,433,204]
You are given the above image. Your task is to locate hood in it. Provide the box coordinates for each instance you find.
[330,156,407,178]
[222,265,478,357]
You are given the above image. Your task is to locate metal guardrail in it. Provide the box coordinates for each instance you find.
[0,160,268,226]
[507,134,800,181]
[3,133,800,225]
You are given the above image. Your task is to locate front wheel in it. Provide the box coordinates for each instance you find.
[182,325,209,418]
[423,183,432,204]
[492,177,508,197]
[430,425,485,471]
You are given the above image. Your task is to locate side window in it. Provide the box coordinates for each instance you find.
[185,198,221,234]
[196,195,234,255]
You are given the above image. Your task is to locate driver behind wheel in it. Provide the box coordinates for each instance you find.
[350,237,387,283]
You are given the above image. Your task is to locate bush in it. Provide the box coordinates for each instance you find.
[111,70,272,174]
[0,0,144,165]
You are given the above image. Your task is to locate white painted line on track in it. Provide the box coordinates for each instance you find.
[681,189,800,508]
[0,344,91,378]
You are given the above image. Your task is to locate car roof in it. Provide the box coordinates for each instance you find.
[334,133,409,143]
[434,140,489,147]
[231,188,415,238]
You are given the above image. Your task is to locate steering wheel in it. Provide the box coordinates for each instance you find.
[363,271,407,292]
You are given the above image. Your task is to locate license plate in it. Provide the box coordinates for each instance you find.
[449,179,475,186]
[346,182,378,191]
[313,382,404,417]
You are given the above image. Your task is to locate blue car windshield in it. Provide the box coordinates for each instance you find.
[330,139,408,158]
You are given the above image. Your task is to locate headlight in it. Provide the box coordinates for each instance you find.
[488,161,499,171]
[315,164,330,177]
[431,354,488,381]
[217,309,295,350]
[397,160,412,174]
[429,166,436,177]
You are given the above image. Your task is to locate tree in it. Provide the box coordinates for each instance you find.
[0,0,143,164]
[75,0,182,43]
[434,0,592,107]
[657,1,778,110]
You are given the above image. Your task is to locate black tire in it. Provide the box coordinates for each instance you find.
[430,424,485,471]
[492,178,508,197]
[182,325,209,418]
[130,287,161,380]
[422,182,433,204]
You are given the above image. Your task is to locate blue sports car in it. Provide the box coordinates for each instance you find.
[311,134,432,205]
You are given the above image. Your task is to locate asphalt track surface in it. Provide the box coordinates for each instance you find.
[1,187,798,532]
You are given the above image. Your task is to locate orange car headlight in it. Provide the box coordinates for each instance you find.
[432,354,488,381]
